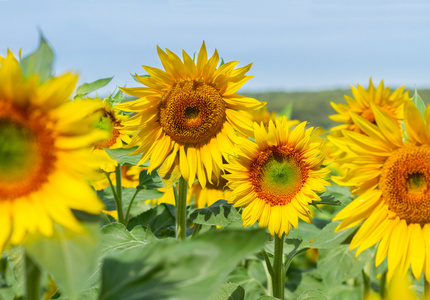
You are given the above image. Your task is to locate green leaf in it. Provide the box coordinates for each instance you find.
[213,283,245,300]
[309,221,356,249]
[189,200,242,227]
[130,73,149,83]
[317,244,373,286]
[98,228,266,300]
[0,246,25,299]
[74,77,113,98]
[108,90,125,106]
[277,102,293,119]
[412,89,426,117]
[127,203,176,237]
[324,183,353,204]
[297,289,328,300]
[311,194,342,208]
[24,223,100,300]
[104,147,148,167]
[100,223,155,257]
[20,35,54,83]
[226,267,266,300]
[257,296,278,300]
[137,171,164,190]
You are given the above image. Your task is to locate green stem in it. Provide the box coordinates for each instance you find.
[124,188,141,225]
[272,234,285,299]
[425,279,430,300]
[113,165,126,225]
[175,177,188,240]
[261,249,274,278]
[25,253,41,300]
[380,271,387,299]
[191,223,202,238]
[362,270,370,300]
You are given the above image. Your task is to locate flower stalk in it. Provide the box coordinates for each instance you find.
[25,253,41,300]
[272,234,285,299]
[175,176,188,240]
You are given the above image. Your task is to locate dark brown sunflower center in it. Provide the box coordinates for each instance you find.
[92,108,121,149]
[159,80,226,145]
[380,145,430,224]
[0,104,56,200]
[250,145,308,206]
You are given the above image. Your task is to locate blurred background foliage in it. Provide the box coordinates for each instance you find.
[244,89,430,129]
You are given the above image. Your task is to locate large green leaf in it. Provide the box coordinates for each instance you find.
[127,203,176,237]
[24,222,100,300]
[137,171,164,190]
[297,289,328,300]
[317,244,372,286]
[100,223,155,257]
[20,35,54,83]
[74,77,113,99]
[104,147,148,167]
[309,221,356,249]
[213,283,245,300]
[226,267,266,300]
[189,200,242,228]
[98,229,266,300]
[0,246,25,300]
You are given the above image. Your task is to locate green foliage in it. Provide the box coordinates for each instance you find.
[412,89,426,117]
[24,223,100,300]
[189,200,243,228]
[20,35,54,83]
[74,77,113,99]
[214,283,245,300]
[127,204,177,237]
[104,147,148,167]
[98,229,266,300]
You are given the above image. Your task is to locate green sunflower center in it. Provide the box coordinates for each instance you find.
[380,145,430,224]
[250,146,308,206]
[261,154,302,195]
[0,110,56,200]
[92,109,120,149]
[159,80,226,145]
[0,120,37,178]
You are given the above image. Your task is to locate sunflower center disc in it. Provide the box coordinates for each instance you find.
[380,145,430,224]
[250,146,308,206]
[0,109,56,200]
[92,109,120,149]
[159,80,226,145]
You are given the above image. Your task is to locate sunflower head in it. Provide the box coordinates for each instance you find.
[74,97,132,174]
[331,101,430,282]
[330,78,411,135]
[0,51,107,251]
[224,117,330,237]
[118,42,265,188]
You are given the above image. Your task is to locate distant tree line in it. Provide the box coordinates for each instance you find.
[244,89,430,129]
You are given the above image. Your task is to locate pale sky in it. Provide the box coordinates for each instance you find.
[1,0,430,94]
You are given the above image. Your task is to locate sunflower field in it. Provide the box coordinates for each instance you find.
[1,36,430,300]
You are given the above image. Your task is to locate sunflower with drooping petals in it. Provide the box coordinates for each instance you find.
[223,117,330,237]
[86,97,132,172]
[330,101,430,282]
[0,51,107,252]
[330,78,411,135]
[118,42,265,188]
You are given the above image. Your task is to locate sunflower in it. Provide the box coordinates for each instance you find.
[0,52,106,251]
[331,101,430,281]
[330,78,410,135]
[223,117,330,237]
[87,97,131,172]
[118,42,265,188]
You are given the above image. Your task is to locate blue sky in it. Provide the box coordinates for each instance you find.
[1,0,430,94]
